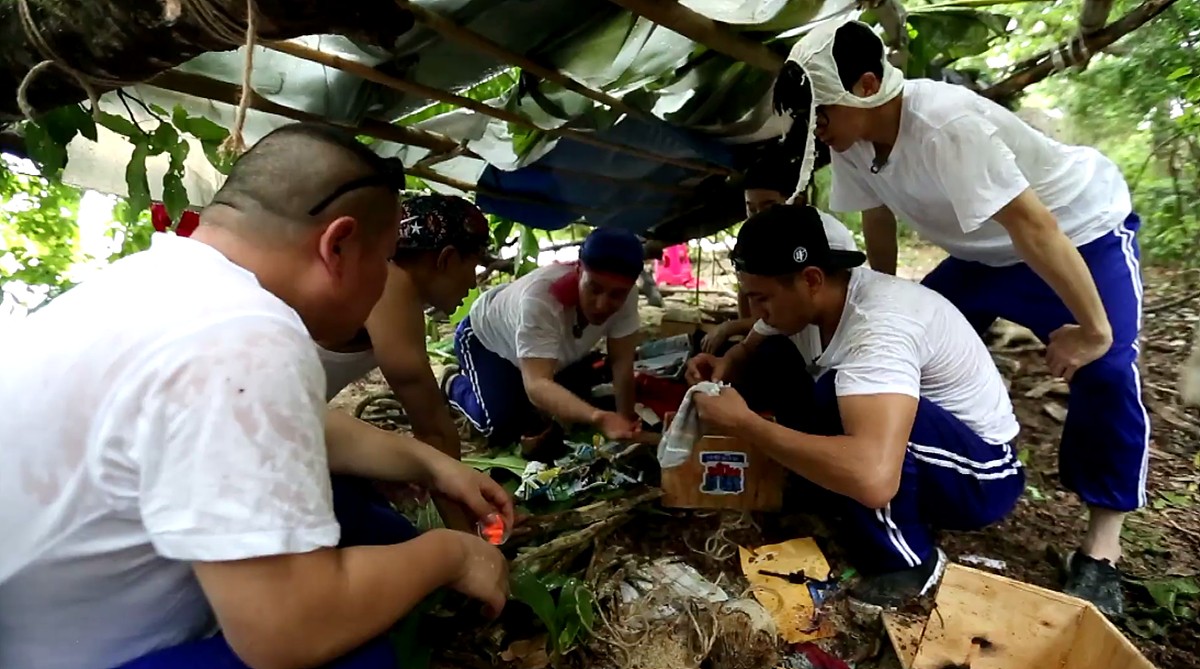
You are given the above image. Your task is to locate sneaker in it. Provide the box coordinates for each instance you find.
[849,548,948,613]
[439,364,461,398]
[1063,551,1124,618]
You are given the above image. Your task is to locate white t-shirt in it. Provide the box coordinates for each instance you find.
[754,268,1018,445]
[817,209,859,252]
[0,234,339,669]
[469,263,640,369]
[317,345,378,402]
[829,79,1132,267]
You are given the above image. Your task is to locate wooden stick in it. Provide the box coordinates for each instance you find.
[268,41,732,176]
[512,513,634,572]
[393,0,645,120]
[606,0,783,74]
[146,70,604,216]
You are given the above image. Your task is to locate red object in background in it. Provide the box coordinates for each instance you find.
[150,203,200,237]
[635,372,689,421]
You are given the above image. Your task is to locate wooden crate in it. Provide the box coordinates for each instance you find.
[659,419,785,512]
[883,564,1156,669]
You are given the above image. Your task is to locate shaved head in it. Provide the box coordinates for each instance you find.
[193,122,405,345]
[205,122,404,237]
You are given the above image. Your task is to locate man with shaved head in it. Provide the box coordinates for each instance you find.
[0,123,510,669]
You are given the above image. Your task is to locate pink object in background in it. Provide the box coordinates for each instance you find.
[654,243,704,288]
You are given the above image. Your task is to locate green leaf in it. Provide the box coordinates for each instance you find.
[1143,577,1200,611]
[162,174,189,223]
[557,619,580,653]
[560,578,595,633]
[1025,485,1045,502]
[449,287,480,327]
[202,141,234,175]
[96,111,141,138]
[511,569,559,639]
[388,590,445,669]
[148,123,179,155]
[173,106,231,143]
[462,451,529,475]
[1167,67,1193,81]
[23,122,69,179]
[517,225,540,276]
[491,216,516,248]
[125,143,152,223]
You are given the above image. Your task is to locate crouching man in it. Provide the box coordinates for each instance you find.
[445,227,644,446]
[689,205,1023,609]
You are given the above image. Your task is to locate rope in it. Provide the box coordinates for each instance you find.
[217,0,258,157]
[15,0,114,120]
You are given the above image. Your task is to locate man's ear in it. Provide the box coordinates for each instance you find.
[317,216,359,277]
[801,266,825,292]
[436,246,457,270]
[854,72,881,97]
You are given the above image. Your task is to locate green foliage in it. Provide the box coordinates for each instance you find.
[509,570,596,657]
[0,162,84,304]
[516,224,540,277]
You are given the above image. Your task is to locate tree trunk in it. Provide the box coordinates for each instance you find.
[1,0,413,122]
[982,0,1179,103]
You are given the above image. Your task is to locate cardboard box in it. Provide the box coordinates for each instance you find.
[883,564,1156,669]
[659,412,785,512]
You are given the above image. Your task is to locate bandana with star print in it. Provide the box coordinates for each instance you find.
[393,194,491,259]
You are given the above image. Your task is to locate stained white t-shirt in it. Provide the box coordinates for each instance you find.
[317,345,378,402]
[829,79,1132,267]
[754,268,1018,444]
[468,263,640,369]
[0,234,339,669]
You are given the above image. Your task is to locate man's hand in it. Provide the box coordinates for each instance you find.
[593,410,640,440]
[686,353,728,385]
[693,387,753,436]
[1046,324,1113,382]
[699,326,729,355]
[446,533,510,619]
[424,454,515,530]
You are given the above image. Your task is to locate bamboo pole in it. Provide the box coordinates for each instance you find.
[268,41,732,176]
[144,71,608,215]
[392,0,644,120]
[606,0,783,73]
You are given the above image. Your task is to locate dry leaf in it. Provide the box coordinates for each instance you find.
[1025,379,1069,399]
[1042,402,1068,423]
[500,636,550,669]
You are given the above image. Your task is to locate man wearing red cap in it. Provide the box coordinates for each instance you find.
[445,227,644,446]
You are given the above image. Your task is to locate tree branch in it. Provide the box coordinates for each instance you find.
[1,0,413,122]
[982,0,1180,103]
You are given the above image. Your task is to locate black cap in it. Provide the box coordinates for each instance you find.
[731,204,866,276]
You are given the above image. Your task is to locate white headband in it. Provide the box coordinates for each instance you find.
[780,18,905,204]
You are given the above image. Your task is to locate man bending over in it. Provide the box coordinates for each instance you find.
[446,227,644,446]
[318,194,493,530]
[0,123,508,669]
[689,205,1023,610]
[774,18,1146,615]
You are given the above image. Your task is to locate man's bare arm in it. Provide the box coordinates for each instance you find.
[861,206,898,275]
[194,529,498,669]
[994,189,1113,344]
[325,409,431,482]
[740,393,917,508]
[520,357,602,425]
[608,334,638,418]
[366,269,462,459]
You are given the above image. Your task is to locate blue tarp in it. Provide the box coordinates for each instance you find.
[475,115,737,233]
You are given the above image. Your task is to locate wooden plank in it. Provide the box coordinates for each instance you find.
[882,612,925,669]
[911,565,1084,669]
[607,0,783,73]
[1063,606,1157,669]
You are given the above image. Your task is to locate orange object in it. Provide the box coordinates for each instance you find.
[476,512,509,546]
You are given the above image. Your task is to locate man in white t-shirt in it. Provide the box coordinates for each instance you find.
[0,123,511,669]
[316,194,494,532]
[771,19,1145,615]
[445,227,644,447]
[688,205,1023,610]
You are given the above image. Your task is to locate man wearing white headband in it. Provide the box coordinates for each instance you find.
[773,19,1144,616]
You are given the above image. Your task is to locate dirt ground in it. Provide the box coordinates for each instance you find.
[336,245,1200,669]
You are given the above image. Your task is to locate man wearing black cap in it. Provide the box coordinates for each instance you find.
[689,204,1023,609]
[445,227,644,446]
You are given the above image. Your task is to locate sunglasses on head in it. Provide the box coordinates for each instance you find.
[306,157,407,217]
